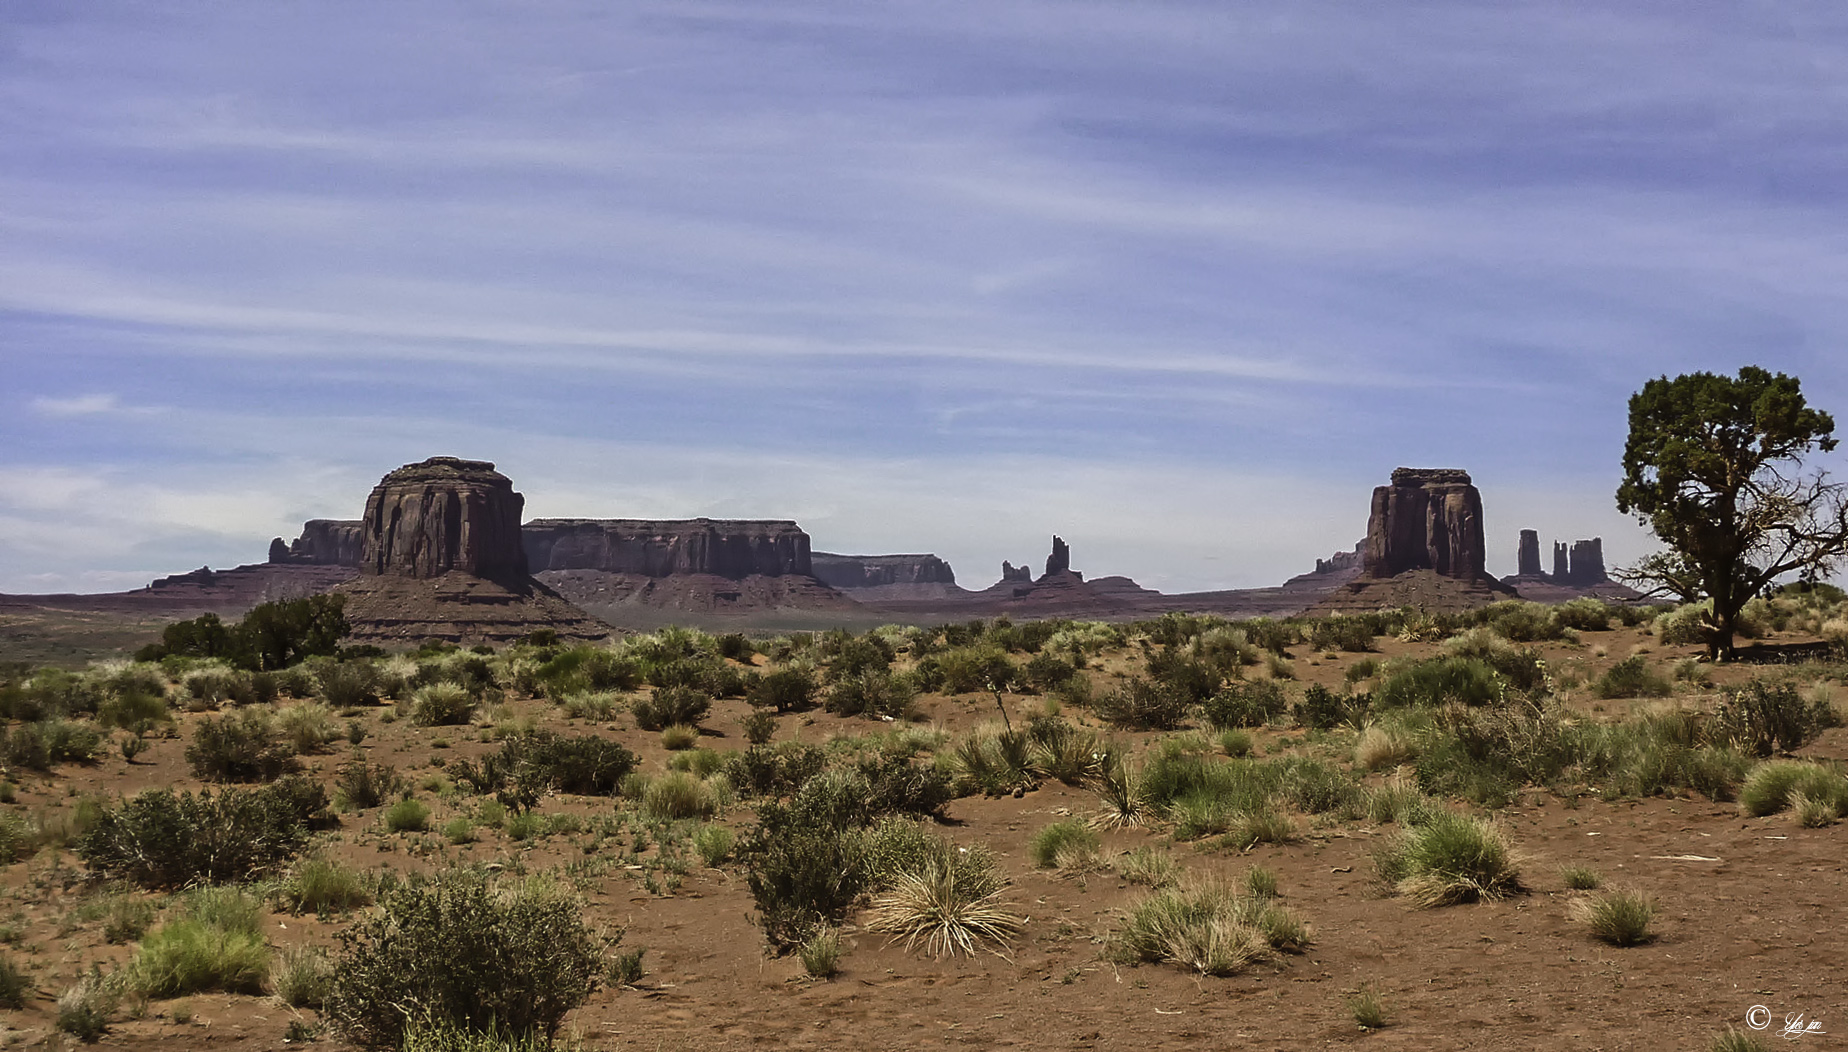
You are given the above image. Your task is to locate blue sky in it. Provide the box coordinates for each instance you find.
[5,2,1847,595]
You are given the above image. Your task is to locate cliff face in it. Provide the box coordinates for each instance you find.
[272,520,365,567]
[522,519,812,580]
[811,553,956,590]
[1363,468,1488,581]
[360,458,529,583]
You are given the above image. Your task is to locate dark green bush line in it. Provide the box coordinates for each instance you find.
[77,777,328,888]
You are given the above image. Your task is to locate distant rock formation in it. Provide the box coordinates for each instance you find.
[1517,529,1543,577]
[1553,542,1569,581]
[523,519,811,579]
[812,553,958,593]
[1363,468,1490,581]
[1001,561,1032,583]
[1566,538,1608,586]
[271,520,365,567]
[1311,543,1364,577]
[1312,468,1512,614]
[338,458,605,644]
[1045,535,1070,577]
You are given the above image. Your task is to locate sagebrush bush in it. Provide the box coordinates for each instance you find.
[0,954,27,1010]
[747,667,816,713]
[408,682,476,726]
[1593,656,1672,699]
[631,685,712,731]
[1202,681,1286,729]
[327,870,601,1049]
[1092,678,1190,730]
[451,730,638,806]
[334,752,407,810]
[56,970,115,1041]
[273,857,374,915]
[273,944,335,1008]
[641,771,719,821]
[1374,656,1504,709]
[77,776,326,888]
[186,708,298,782]
[3,718,104,770]
[276,701,339,753]
[1712,680,1839,757]
[385,798,431,833]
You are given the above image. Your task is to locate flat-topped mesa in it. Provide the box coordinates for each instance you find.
[1363,467,1488,581]
[522,519,811,579]
[271,520,365,567]
[811,553,956,590]
[1000,561,1032,583]
[360,458,528,584]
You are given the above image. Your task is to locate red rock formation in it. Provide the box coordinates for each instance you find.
[1517,529,1542,577]
[360,458,528,583]
[1363,468,1489,581]
[273,520,365,567]
[522,519,811,579]
[1044,536,1071,577]
[811,553,957,590]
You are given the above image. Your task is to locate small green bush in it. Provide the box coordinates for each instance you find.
[1560,865,1602,890]
[274,857,374,915]
[641,772,719,821]
[743,709,777,745]
[660,724,699,750]
[1202,681,1286,729]
[1738,760,1848,817]
[334,753,407,810]
[408,682,476,726]
[1028,820,1101,870]
[56,970,115,1041]
[747,668,816,713]
[1592,656,1672,699]
[185,708,298,782]
[385,798,431,833]
[1092,678,1190,731]
[865,844,1022,958]
[1110,880,1307,976]
[1374,656,1504,709]
[327,871,602,1049]
[77,777,325,888]
[632,685,712,731]
[273,944,335,1008]
[0,954,28,1009]
[1576,888,1657,946]
[1713,680,1839,757]
[125,890,272,998]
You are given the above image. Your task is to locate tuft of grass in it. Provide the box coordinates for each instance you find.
[407,682,476,726]
[383,798,431,833]
[659,724,700,751]
[798,926,841,978]
[1028,819,1101,871]
[1216,729,1253,758]
[1115,847,1180,888]
[1592,655,1672,699]
[57,970,116,1041]
[1354,725,1417,771]
[1791,790,1840,827]
[641,771,719,821]
[608,947,646,987]
[0,954,29,1010]
[1559,865,1603,891]
[1110,879,1308,976]
[692,824,735,867]
[125,918,271,997]
[273,857,374,915]
[1373,811,1524,908]
[1090,747,1147,828]
[866,848,1024,958]
[1348,982,1389,1029]
[1575,888,1657,946]
[1243,865,1279,900]
[272,944,335,1008]
[1739,760,1848,817]
[442,817,477,844]
[1710,1026,1771,1052]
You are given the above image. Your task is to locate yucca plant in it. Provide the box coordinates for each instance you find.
[865,847,1023,958]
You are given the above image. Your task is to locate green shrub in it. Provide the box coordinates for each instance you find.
[747,668,816,713]
[76,777,326,888]
[408,683,476,726]
[186,708,298,782]
[716,633,755,661]
[318,661,380,708]
[1560,865,1603,890]
[334,753,408,810]
[1116,846,1180,888]
[452,731,638,805]
[1093,678,1190,730]
[1293,684,1367,731]
[385,798,431,833]
[1372,811,1523,907]
[1202,681,1286,729]
[1028,819,1101,870]
[825,670,916,719]
[1554,598,1612,631]
[0,954,27,1009]
[631,685,712,731]
[724,742,826,799]
[743,709,777,745]
[1592,656,1672,699]
[1374,656,1504,709]
[660,724,699,750]
[1144,648,1223,703]
[276,701,339,753]
[739,773,877,951]
[951,728,1042,797]
[98,690,169,730]
[1308,616,1376,653]
[693,824,735,867]
[1349,982,1389,1029]
[327,870,601,1049]
[1712,680,1839,757]
[1025,714,1103,785]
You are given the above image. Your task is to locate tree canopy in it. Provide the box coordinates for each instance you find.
[136,594,350,670]
[1616,366,1848,658]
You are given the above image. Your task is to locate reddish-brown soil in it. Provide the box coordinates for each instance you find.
[0,625,1842,1050]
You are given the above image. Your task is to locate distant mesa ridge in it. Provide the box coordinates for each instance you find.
[810,553,957,590]
[523,518,811,579]
[1513,529,1609,587]
[1312,467,1514,614]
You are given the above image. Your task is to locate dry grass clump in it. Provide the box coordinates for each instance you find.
[1559,865,1602,891]
[1028,819,1101,871]
[1738,760,1848,818]
[865,844,1023,958]
[1573,888,1658,946]
[1109,878,1308,976]
[1354,725,1418,771]
[1372,811,1524,907]
[1115,847,1180,888]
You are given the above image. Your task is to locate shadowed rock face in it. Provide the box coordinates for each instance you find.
[1518,529,1543,577]
[1363,468,1487,581]
[272,520,365,567]
[811,553,956,589]
[522,519,811,579]
[1566,538,1608,585]
[360,458,528,583]
[1045,535,1070,577]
